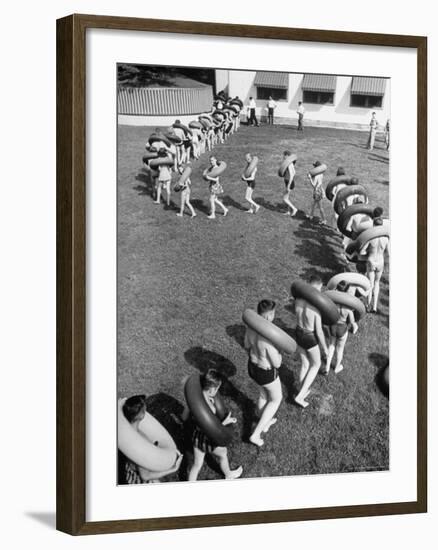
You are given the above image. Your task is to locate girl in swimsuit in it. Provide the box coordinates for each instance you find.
[244,299,283,447]
[203,156,228,219]
[323,281,358,375]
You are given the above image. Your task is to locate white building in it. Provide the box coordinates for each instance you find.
[215,70,390,131]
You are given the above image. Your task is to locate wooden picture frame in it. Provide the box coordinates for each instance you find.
[56,13,427,535]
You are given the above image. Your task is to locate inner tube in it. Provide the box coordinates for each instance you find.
[148,133,172,148]
[198,118,212,130]
[172,122,192,137]
[334,185,368,215]
[244,156,258,178]
[178,164,192,186]
[309,163,327,177]
[227,104,240,113]
[203,161,227,180]
[291,281,340,326]
[184,374,232,447]
[242,309,297,355]
[327,272,371,293]
[337,204,375,238]
[326,176,353,202]
[118,406,179,472]
[189,120,203,130]
[323,290,366,321]
[148,156,174,169]
[165,132,183,145]
[213,110,225,119]
[278,154,297,177]
[230,98,243,109]
[142,150,159,162]
[346,225,390,256]
[199,113,213,122]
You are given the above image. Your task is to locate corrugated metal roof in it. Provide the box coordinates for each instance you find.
[302,74,337,92]
[254,71,289,89]
[351,77,387,96]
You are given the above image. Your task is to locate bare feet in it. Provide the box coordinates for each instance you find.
[291,208,298,217]
[334,364,344,374]
[176,213,183,217]
[254,205,261,213]
[226,466,243,480]
[262,418,277,434]
[294,395,309,408]
[246,209,254,214]
[223,208,229,217]
[283,211,291,216]
[191,213,197,218]
[207,214,215,219]
[249,434,264,447]
[153,201,160,204]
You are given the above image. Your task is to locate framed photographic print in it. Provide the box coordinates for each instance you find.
[56,14,427,535]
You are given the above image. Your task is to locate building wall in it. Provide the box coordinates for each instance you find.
[222,70,390,131]
[215,70,230,95]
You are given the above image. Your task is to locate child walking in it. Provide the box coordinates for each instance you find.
[306,160,326,224]
[203,156,229,219]
[241,153,260,214]
[154,149,172,207]
[187,369,243,481]
[176,165,196,218]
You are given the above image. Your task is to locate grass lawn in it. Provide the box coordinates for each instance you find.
[117,122,390,481]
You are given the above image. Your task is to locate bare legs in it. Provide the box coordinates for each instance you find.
[308,200,326,223]
[295,346,321,408]
[245,187,260,213]
[283,192,298,216]
[325,333,348,374]
[249,377,282,447]
[177,191,196,218]
[367,268,383,311]
[188,446,242,481]
[208,195,228,219]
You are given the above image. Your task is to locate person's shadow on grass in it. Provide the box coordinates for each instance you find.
[184,346,256,441]
[134,170,155,197]
[369,353,389,398]
[256,196,286,213]
[222,194,247,212]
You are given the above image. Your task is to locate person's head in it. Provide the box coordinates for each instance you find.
[373,206,383,218]
[313,160,322,168]
[249,96,253,100]
[245,153,252,163]
[269,96,273,100]
[336,280,349,293]
[353,195,365,205]
[298,101,302,106]
[374,217,383,226]
[123,395,147,424]
[309,274,323,291]
[336,167,346,176]
[209,155,217,166]
[158,147,168,157]
[350,176,359,185]
[372,112,376,117]
[283,150,291,158]
[257,299,276,321]
[200,369,222,397]
[175,119,181,124]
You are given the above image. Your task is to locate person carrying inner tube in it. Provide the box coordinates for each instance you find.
[242,153,260,214]
[292,275,329,408]
[154,149,172,207]
[282,151,298,217]
[244,299,283,447]
[121,396,182,483]
[323,281,358,375]
[306,161,326,225]
[187,369,243,481]
[362,218,390,313]
[204,156,228,219]
[355,207,384,274]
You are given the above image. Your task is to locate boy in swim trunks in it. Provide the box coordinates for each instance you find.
[242,153,260,214]
[362,217,390,313]
[244,299,283,447]
[306,161,326,224]
[281,150,298,216]
[355,207,384,274]
[323,281,358,375]
[293,275,329,408]
[188,369,243,481]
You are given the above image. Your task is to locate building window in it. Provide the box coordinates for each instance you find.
[256,87,287,101]
[302,90,334,105]
[350,94,383,108]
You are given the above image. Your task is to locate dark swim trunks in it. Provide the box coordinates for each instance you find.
[192,424,216,453]
[284,176,295,190]
[247,359,278,386]
[295,326,318,350]
[247,179,256,189]
[329,323,348,338]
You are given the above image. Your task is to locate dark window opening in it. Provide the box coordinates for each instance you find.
[256,87,287,101]
[302,90,334,105]
[350,94,383,108]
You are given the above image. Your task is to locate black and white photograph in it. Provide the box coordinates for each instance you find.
[117,64,390,484]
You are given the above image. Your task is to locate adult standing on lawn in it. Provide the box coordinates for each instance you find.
[266,96,277,125]
[203,156,229,220]
[296,101,305,131]
[367,112,379,151]
[292,275,329,408]
[244,299,283,447]
[247,97,259,127]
